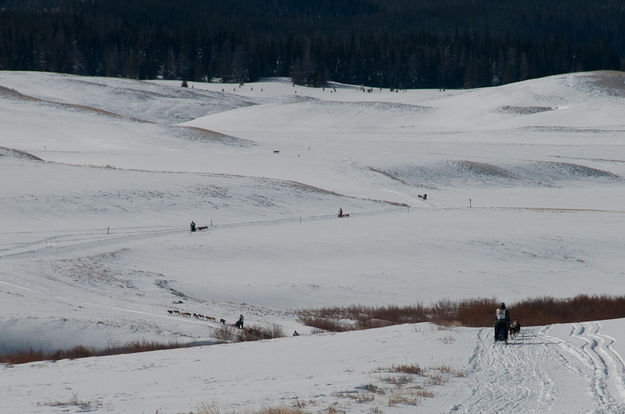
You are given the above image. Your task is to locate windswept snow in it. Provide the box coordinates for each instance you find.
[1,70,625,413]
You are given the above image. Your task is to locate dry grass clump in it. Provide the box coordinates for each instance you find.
[432,364,466,377]
[0,340,181,365]
[382,375,413,386]
[300,294,625,331]
[387,392,420,406]
[412,388,435,398]
[257,409,309,414]
[189,403,309,414]
[38,393,101,410]
[376,364,424,375]
[426,373,448,386]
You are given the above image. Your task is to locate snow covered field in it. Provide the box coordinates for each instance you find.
[1,70,625,413]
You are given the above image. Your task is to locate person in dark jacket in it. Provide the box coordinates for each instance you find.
[494,302,511,343]
[235,314,244,329]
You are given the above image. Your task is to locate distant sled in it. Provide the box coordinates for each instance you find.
[190,220,209,232]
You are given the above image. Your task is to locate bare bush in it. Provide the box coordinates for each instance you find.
[238,324,285,342]
[413,389,435,398]
[426,373,448,386]
[298,317,353,332]
[1,340,181,365]
[300,294,625,331]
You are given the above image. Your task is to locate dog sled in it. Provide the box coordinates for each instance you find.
[494,322,509,344]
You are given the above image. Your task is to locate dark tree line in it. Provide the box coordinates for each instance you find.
[0,0,623,88]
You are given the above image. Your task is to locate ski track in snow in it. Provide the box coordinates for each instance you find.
[455,323,625,413]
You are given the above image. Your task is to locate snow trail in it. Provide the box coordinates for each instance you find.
[455,323,625,413]
[457,327,555,413]
[545,322,625,412]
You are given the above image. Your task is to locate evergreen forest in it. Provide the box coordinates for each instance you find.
[1,0,624,88]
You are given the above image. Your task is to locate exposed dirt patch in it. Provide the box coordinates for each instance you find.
[171,126,255,147]
[583,70,625,97]
[367,167,410,185]
[498,105,554,115]
[536,161,620,179]
[452,160,517,179]
[0,85,151,123]
[0,146,43,161]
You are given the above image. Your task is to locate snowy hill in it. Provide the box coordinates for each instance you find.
[1,70,625,413]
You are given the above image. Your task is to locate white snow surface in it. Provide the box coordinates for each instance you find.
[2,70,625,413]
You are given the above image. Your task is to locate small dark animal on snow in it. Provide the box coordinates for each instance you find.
[220,318,226,324]
[197,226,208,231]
[509,320,521,339]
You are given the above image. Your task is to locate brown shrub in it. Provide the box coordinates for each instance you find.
[238,324,285,342]
[213,324,237,342]
[300,294,625,331]
[298,317,353,332]
[511,294,625,326]
[0,340,182,365]
[376,363,424,375]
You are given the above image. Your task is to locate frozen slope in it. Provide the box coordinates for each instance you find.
[2,322,625,413]
[1,70,625,412]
